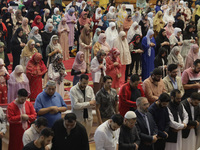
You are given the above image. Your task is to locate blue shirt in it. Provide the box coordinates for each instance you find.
[34,90,67,127]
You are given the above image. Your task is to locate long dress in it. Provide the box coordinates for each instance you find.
[58,22,70,60]
[105,56,122,89]
[7,101,36,150]
[141,36,156,81]
[26,53,47,102]
[7,73,30,103]
[65,13,76,47]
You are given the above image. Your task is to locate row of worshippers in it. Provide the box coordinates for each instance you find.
[2,72,200,150]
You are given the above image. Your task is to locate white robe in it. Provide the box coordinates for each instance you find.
[165,105,188,150]
[182,103,196,150]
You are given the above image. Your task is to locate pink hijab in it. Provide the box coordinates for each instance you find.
[98,33,111,54]
[185,44,199,69]
[72,51,86,71]
[58,17,70,32]
[165,20,174,38]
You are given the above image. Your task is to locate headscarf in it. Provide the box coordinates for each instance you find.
[167,46,180,64]
[44,23,53,33]
[68,7,75,16]
[108,6,115,16]
[98,33,110,54]
[148,12,154,28]
[132,11,141,23]
[15,9,22,22]
[196,5,200,16]
[174,27,182,36]
[58,17,70,33]
[31,15,44,30]
[52,53,65,74]
[80,24,91,45]
[129,34,142,50]
[78,11,90,26]
[185,44,199,69]
[93,28,101,44]
[47,18,53,24]
[21,17,30,35]
[0,58,8,75]
[107,47,120,62]
[49,35,62,50]
[80,1,86,10]
[114,31,131,65]
[105,22,118,48]
[21,39,38,57]
[146,29,154,56]
[26,53,47,75]
[183,25,194,40]
[54,7,59,15]
[95,7,102,20]
[28,26,42,41]
[165,20,174,38]
[43,9,50,23]
[153,11,165,32]
[96,50,106,63]
[11,27,23,43]
[127,22,142,43]
[101,14,109,28]
[163,8,175,23]
[72,51,86,71]
[13,65,24,82]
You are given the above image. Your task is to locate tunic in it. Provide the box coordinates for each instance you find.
[7,101,36,150]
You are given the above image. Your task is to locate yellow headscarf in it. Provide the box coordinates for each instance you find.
[21,39,38,57]
[196,5,200,17]
[153,11,165,32]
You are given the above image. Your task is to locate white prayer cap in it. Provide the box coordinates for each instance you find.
[124,111,137,119]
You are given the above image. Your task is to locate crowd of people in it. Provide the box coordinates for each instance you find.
[0,0,200,149]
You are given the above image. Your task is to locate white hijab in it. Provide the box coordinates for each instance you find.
[108,6,115,16]
[95,7,102,20]
[105,22,118,48]
[163,8,175,24]
[113,31,131,65]
[127,22,142,43]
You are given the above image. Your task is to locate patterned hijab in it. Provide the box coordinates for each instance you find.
[52,53,66,74]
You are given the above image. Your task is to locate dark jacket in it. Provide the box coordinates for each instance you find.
[119,124,141,150]
[181,99,200,138]
[52,119,89,150]
[135,110,158,150]
[148,102,170,138]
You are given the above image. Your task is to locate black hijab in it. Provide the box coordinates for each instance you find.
[183,25,195,40]
[155,29,170,55]
[40,0,51,10]
[154,47,168,68]
[129,34,142,50]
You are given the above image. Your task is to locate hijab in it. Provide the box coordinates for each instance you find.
[108,6,115,16]
[49,35,62,50]
[98,33,111,54]
[80,24,91,45]
[105,22,118,48]
[54,7,59,15]
[68,7,75,16]
[80,1,86,10]
[72,51,86,71]
[58,17,69,32]
[43,9,50,23]
[127,22,142,43]
[28,26,42,41]
[163,8,175,23]
[78,11,90,26]
[107,47,120,62]
[146,29,154,56]
[93,28,101,44]
[196,5,200,16]
[31,15,44,30]
[167,46,180,64]
[165,20,174,37]
[183,25,195,40]
[13,65,24,82]
[21,39,38,57]
[132,11,141,23]
[174,27,182,37]
[21,17,30,35]
[101,14,109,28]
[52,53,65,74]
[114,31,131,65]
[129,34,142,49]
[185,44,199,69]
[95,7,102,20]
[26,53,47,75]
[15,10,22,22]
[44,23,53,33]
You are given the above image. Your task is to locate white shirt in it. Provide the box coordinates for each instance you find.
[22,124,39,146]
[94,120,120,150]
